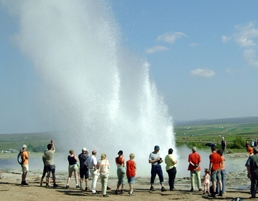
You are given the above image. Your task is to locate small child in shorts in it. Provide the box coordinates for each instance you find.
[126,153,136,195]
[203,168,210,195]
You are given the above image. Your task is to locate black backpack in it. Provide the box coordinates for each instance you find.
[17,150,24,165]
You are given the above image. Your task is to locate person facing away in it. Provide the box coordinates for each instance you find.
[21,144,30,185]
[85,150,99,194]
[188,146,202,192]
[78,147,89,191]
[40,151,48,187]
[115,150,126,194]
[203,168,211,195]
[209,146,222,198]
[126,153,136,196]
[149,145,167,192]
[216,149,225,196]
[165,148,177,191]
[98,153,110,197]
[43,140,58,187]
[221,137,226,153]
[66,149,79,188]
[246,146,258,199]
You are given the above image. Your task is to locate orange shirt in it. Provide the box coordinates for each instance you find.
[22,151,29,165]
[209,152,222,171]
[220,155,225,170]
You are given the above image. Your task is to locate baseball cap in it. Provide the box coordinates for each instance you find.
[154,145,160,150]
[22,144,27,149]
[82,147,87,152]
[192,147,197,152]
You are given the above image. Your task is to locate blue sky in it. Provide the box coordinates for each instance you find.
[1,1,258,134]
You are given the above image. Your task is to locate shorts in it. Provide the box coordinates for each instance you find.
[80,166,89,179]
[211,170,221,182]
[127,176,135,184]
[117,167,126,185]
[46,165,56,176]
[21,164,29,173]
[69,164,79,174]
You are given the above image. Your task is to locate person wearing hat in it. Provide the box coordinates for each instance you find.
[21,144,30,185]
[188,147,202,192]
[78,147,89,191]
[148,145,167,192]
[246,147,258,198]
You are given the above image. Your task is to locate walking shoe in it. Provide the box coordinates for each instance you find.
[199,188,202,191]
[107,186,111,190]
[161,187,167,192]
[92,191,99,194]
[65,185,69,189]
[21,181,29,185]
[46,183,49,188]
[85,187,89,191]
[103,194,109,197]
[129,192,134,196]
[150,186,155,191]
[76,184,80,188]
[190,188,194,192]
[53,183,58,188]
[170,188,177,191]
[121,189,124,194]
[114,189,119,194]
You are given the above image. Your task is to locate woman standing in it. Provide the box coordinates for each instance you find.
[217,149,226,196]
[165,148,177,191]
[115,150,126,194]
[99,153,110,197]
[66,149,79,188]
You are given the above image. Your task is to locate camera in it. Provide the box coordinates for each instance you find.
[158,158,162,164]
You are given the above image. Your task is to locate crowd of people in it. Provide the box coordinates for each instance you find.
[20,136,258,199]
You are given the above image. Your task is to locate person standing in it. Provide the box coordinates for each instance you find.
[209,146,222,198]
[149,145,167,192]
[21,144,30,185]
[66,149,79,188]
[221,137,226,154]
[165,148,177,191]
[43,140,58,187]
[98,153,110,197]
[126,153,136,195]
[115,150,126,194]
[85,150,99,194]
[217,149,226,196]
[78,147,89,191]
[246,140,250,152]
[188,147,202,192]
[246,147,258,199]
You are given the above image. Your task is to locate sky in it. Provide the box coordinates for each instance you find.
[1,1,258,134]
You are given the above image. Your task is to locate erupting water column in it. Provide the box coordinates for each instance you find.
[4,0,175,175]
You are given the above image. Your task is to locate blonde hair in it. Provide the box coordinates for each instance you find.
[101,153,106,160]
[129,153,135,160]
[69,149,74,154]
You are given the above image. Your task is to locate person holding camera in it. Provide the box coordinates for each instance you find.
[188,147,202,192]
[148,145,167,192]
[165,148,177,191]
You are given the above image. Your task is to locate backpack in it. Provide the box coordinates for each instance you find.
[17,150,24,165]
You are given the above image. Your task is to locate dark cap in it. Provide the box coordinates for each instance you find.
[154,145,160,150]
[118,150,123,155]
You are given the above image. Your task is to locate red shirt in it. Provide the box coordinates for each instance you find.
[209,152,222,171]
[188,152,201,171]
[116,156,124,165]
[126,160,136,177]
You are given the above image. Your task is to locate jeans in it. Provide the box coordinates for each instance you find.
[100,173,109,195]
[216,169,225,194]
[150,164,164,184]
[167,167,177,190]
[90,169,99,193]
[190,170,201,190]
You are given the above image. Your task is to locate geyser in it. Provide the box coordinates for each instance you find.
[4,0,175,176]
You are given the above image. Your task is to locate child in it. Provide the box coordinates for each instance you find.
[126,153,136,196]
[203,168,210,195]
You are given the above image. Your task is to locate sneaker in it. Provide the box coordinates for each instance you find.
[199,188,202,191]
[65,185,69,189]
[46,183,49,188]
[150,186,155,191]
[103,194,109,197]
[161,187,167,192]
[76,185,80,188]
[53,183,58,188]
[107,186,111,190]
[115,189,118,194]
[129,193,134,196]
[170,188,177,191]
[85,187,88,191]
[92,191,99,194]
[190,188,194,192]
[121,189,124,194]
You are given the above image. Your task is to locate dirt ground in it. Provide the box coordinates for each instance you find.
[0,153,252,201]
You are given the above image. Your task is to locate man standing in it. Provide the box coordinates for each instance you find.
[221,137,226,154]
[43,140,58,187]
[78,147,89,191]
[188,147,202,192]
[21,144,30,185]
[209,146,222,198]
[85,150,99,194]
[149,145,167,192]
[246,147,258,199]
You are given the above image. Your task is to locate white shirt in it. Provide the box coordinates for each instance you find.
[85,155,97,169]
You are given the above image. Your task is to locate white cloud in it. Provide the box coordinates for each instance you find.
[244,49,258,67]
[222,35,230,43]
[145,45,169,54]
[157,32,187,43]
[190,68,216,78]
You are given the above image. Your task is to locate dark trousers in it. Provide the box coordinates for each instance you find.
[251,172,258,197]
[167,167,177,190]
[151,164,164,184]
